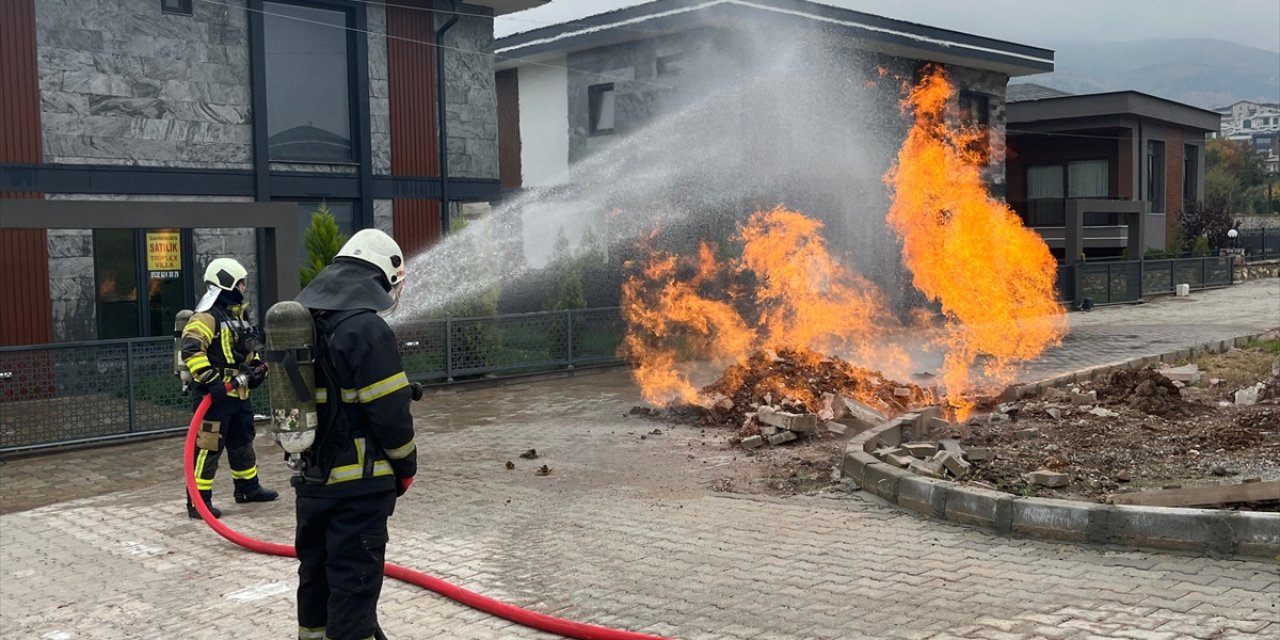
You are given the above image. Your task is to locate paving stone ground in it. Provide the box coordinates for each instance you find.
[1,280,1278,640]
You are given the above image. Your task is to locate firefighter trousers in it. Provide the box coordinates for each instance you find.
[296,490,396,640]
[190,394,261,495]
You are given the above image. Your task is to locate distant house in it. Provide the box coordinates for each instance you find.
[1211,100,1280,175]
[1006,90,1220,260]
[492,0,1053,196]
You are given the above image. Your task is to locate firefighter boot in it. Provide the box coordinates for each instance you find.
[233,478,279,504]
[186,490,222,519]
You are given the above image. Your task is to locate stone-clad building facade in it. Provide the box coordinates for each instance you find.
[0,0,541,345]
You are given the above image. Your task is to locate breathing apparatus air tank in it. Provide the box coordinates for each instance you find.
[173,309,194,392]
[264,301,318,457]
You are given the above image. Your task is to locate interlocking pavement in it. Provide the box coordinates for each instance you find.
[1,279,1278,640]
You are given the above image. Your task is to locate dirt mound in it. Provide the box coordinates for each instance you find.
[1095,368,1185,416]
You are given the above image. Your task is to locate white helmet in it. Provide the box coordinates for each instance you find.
[204,258,248,291]
[337,229,406,288]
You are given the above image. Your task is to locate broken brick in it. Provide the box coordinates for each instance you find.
[1026,469,1069,488]
[902,442,938,458]
[757,407,819,433]
[766,430,798,445]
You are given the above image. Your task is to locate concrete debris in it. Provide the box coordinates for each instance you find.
[1045,407,1062,420]
[873,429,980,480]
[740,435,764,449]
[1234,383,1264,406]
[966,448,993,462]
[1014,428,1041,440]
[893,387,913,397]
[885,454,914,469]
[1159,364,1202,385]
[908,458,945,479]
[938,439,965,457]
[1088,407,1120,418]
[987,413,1010,425]
[1025,469,1069,488]
[1071,390,1098,406]
[1272,357,1279,377]
[836,397,888,434]
[757,406,819,433]
[824,421,848,435]
[940,452,971,477]
[766,430,798,446]
[902,442,938,458]
[817,392,847,421]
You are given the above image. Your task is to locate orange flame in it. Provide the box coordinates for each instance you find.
[623,67,1065,418]
[621,207,906,407]
[884,65,1066,415]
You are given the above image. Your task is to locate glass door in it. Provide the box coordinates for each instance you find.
[93,228,194,339]
[94,230,141,339]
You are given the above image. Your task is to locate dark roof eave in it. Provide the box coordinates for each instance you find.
[1007,91,1222,132]
[494,0,1053,76]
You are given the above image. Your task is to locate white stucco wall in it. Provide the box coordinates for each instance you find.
[517,59,570,187]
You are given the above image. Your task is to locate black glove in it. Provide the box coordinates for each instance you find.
[206,381,228,402]
[247,361,268,389]
[409,382,424,402]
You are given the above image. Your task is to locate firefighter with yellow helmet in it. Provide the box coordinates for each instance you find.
[291,229,418,640]
[181,257,279,518]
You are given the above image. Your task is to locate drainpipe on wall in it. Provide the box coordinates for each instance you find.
[436,0,460,236]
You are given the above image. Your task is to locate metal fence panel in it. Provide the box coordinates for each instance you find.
[1,307,628,452]
[572,308,627,364]
[1071,256,1234,308]
[1235,228,1279,260]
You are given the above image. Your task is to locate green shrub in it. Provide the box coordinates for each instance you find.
[300,202,348,287]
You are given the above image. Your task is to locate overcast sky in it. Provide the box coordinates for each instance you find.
[494,0,1280,52]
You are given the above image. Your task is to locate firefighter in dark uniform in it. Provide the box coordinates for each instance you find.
[181,257,279,518]
[293,229,418,640]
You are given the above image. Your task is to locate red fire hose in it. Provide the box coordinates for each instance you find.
[184,392,671,640]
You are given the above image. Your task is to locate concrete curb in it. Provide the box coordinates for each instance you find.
[842,333,1280,558]
[998,332,1271,402]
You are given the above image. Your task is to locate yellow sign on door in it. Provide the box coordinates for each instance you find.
[146,230,182,273]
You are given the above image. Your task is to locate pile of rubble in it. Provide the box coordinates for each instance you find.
[696,348,934,432]
[736,391,893,448]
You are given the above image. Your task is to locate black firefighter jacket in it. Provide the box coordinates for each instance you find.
[298,309,417,497]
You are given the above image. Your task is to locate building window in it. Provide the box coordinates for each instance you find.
[1026,164,1064,226]
[957,92,990,127]
[656,53,684,77]
[957,92,990,162]
[1067,159,1109,198]
[264,1,354,162]
[1147,140,1166,213]
[94,228,192,339]
[1025,160,1111,226]
[1183,144,1198,203]
[588,83,616,135]
[161,0,193,16]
